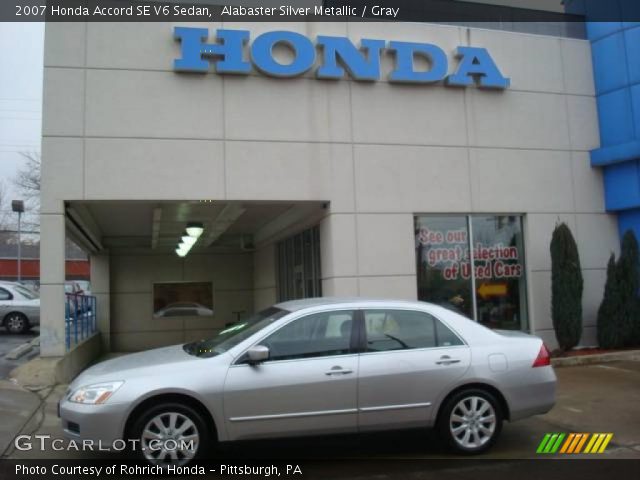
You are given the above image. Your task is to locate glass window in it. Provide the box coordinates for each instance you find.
[364,309,437,352]
[184,307,289,357]
[0,288,12,301]
[415,215,529,331]
[261,311,354,361]
[277,226,322,302]
[435,320,465,347]
[415,216,473,318]
[472,216,528,331]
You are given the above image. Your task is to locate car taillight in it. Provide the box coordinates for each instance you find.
[532,343,551,367]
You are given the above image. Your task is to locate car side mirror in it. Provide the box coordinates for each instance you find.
[246,345,269,365]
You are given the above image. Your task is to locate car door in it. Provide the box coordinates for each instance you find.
[0,287,13,318]
[223,310,359,441]
[357,309,471,431]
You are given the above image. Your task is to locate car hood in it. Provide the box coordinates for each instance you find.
[72,344,199,385]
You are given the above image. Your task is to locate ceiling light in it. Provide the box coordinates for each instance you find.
[182,235,197,245]
[186,222,204,238]
[176,246,188,257]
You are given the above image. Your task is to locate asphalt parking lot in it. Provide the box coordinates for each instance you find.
[0,328,39,379]
[4,360,639,465]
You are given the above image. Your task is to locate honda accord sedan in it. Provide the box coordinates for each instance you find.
[59,298,556,465]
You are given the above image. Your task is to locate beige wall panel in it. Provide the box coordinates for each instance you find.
[354,145,471,213]
[356,214,416,276]
[85,139,225,200]
[85,69,224,139]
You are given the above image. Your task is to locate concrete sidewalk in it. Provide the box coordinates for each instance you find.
[0,356,62,458]
[0,380,43,457]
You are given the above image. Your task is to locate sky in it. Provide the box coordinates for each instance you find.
[0,22,45,208]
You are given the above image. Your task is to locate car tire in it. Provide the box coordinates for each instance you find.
[437,388,503,454]
[4,312,29,334]
[129,402,211,466]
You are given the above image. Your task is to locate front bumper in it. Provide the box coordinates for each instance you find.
[59,396,130,446]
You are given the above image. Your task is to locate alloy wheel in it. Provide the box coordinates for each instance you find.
[6,314,25,333]
[140,411,200,465]
[449,396,496,449]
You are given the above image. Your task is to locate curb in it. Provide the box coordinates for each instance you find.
[552,349,640,367]
[5,344,33,360]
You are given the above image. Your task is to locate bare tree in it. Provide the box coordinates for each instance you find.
[0,178,11,229]
[15,151,41,211]
[11,151,41,231]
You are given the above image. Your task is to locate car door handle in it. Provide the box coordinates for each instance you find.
[436,356,461,365]
[325,367,353,376]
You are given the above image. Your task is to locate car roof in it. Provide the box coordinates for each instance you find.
[274,297,430,312]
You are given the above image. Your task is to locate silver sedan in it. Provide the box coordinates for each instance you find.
[0,281,40,334]
[59,298,556,465]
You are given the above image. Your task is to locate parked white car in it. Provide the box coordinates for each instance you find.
[0,281,40,333]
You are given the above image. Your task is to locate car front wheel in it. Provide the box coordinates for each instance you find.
[130,403,210,466]
[4,313,29,334]
[438,389,503,454]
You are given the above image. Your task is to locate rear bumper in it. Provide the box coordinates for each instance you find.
[506,366,556,421]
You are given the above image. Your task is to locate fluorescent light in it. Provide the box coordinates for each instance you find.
[186,222,204,238]
[175,246,188,257]
[182,235,197,245]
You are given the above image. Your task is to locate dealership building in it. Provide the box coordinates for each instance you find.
[38,7,639,365]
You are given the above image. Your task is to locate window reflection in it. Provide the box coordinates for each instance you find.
[415,215,528,331]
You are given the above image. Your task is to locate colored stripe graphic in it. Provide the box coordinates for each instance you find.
[559,433,575,453]
[538,433,613,454]
[584,433,614,454]
[574,433,589,453]
[537,433,552,453]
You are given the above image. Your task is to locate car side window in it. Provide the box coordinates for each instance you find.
[436,319,465,347]
[365,309,437,352]
[261,310,354,361]
[0,288,12,301]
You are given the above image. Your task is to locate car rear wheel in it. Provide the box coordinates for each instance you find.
[130,403,210,466]
[438,389,503,454]
[4,313,29,334]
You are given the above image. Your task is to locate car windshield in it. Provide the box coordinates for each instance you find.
[14,285,39,300]
[183,307,289,358]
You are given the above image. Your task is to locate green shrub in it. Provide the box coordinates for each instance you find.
[616,230,640,346]
[550,223,583,351]
[597,254,621,348]
[597,230,640,348]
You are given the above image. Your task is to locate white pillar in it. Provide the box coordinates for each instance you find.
[39,213,67,357]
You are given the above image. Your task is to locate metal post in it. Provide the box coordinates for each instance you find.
[17,211,21,282]
[11,200,24,283]
[467,216,479,322]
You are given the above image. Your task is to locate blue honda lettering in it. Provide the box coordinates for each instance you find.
[316,36,385,81]
[388,41,448,83]
[446,47,510,89]
[174,27,250,74]
[172,27,509,91]
[251,31,316,77]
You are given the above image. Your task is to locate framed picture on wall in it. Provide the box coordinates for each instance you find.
[152,282,214,318]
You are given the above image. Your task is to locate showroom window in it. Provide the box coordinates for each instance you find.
[415,215,528,331]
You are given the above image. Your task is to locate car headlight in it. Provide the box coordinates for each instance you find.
[69,381,124,405]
